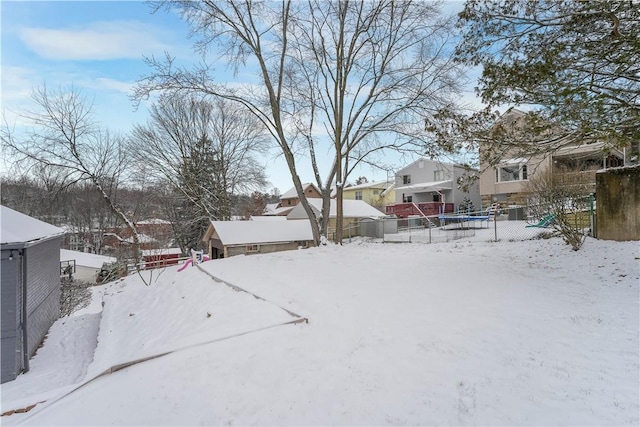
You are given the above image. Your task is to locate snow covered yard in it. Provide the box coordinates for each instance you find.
[1,236,638,426]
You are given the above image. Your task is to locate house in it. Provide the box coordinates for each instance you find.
[342,181,394,212]
[1,206,65,383]
[387,158,481,218]
[135,219,173,246]
[60,249,116,283]
[478,109,627,208]
[263,183,324,216]
[202,220,314,259]
[286,198,385,238]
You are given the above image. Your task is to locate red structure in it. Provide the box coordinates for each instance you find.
[142,248,183,269]
[385,202,454,218]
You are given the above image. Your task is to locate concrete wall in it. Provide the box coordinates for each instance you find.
[596,165,640,241]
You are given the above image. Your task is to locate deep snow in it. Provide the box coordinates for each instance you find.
[1,236,638,426]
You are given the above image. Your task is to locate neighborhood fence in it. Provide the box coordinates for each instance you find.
[340,200,596,245]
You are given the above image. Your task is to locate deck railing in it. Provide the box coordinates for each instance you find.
[385,202,454,218]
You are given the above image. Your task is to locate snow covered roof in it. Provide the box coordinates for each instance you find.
[250,215,288,221]
[1,206,65,247]
[124,234,157,244]
[60,249,117,269]
[280,183,320,200]
[287,199,384,219]
[343,180,392,191]
[141,248,183,257]
[395,180,453,192]
[207,220,313,245]
[263,203,295,216]
[137,219,171,225]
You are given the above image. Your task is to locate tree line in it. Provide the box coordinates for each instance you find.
[2,0,637,258]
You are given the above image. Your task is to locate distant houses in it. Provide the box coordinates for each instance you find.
[1,206,65,383]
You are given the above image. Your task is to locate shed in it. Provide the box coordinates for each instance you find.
[1,206,65,383]
[202,220,314,258]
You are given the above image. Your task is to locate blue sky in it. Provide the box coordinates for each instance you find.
[2,0,480,194]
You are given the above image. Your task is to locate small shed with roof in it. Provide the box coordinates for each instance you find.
[202,219,315,259]
[1,206,65,383]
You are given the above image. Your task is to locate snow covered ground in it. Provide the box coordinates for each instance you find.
[1,236,638,426]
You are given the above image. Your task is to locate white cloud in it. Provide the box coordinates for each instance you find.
[19,21,171,61]
[93,77,134,94]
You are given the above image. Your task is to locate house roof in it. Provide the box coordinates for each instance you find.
[1,206,65,247]
[124,234,157,244]
[287,199,384,219]
[137,219,171,225]
[263,203,295,216]
[206,220,313,245]
[60,249,116,269]
[396,157,476,175]
[342,180,392,191]
[280,183,321,200]
[395,180,453,192]
[250,215,288,221]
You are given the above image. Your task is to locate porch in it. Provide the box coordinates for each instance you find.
[385,202,454,218]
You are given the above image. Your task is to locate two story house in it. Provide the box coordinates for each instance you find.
[387,158,480,218]
[264,183,323,216]
[341,180,394,212]
[478,109,627,208]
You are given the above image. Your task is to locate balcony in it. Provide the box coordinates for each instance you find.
[385,202,454,218]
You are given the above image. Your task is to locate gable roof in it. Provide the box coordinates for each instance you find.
[1,206,65,247]
[280,183,321,200]
[205,220,313,246]
[395,180,453,192]
[342,180,392,191]
[287,199,384,219]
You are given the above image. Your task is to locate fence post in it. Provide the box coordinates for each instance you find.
[493,212,498,242]
[589,194,595,237]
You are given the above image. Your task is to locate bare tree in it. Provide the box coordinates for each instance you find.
[130,93,269,251]
[525,164,594,251]
[135,0,466,244]
[1,85,145,268]
[286,0,465,242]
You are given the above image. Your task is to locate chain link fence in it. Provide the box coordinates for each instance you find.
[344,201,595,245]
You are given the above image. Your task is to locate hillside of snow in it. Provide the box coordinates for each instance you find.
[1,236,638,426]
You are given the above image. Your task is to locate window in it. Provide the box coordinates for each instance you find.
[355,191,363,200]
[406,195,413,202]
[373,189,379,195]
[434,170,444,181]
[402,175,411,184]
[246,244,259,252]
[496,164,528,182]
